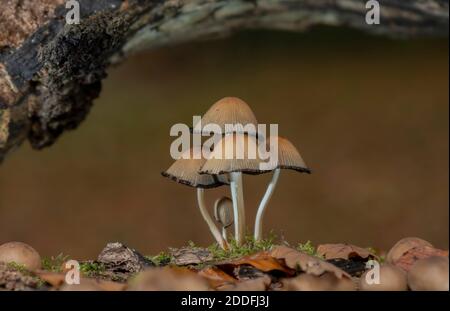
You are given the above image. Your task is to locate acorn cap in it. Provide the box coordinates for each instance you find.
[199,134,264,175]
[162,147,226,188]
[194,97,258,136]
[266,136,311,173]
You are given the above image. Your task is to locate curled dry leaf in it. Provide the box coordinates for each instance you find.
[386,237,433,264]
[170,247,213,266]
[216,251,294,276]
[217,275,271,291]
[35,270,126,291]
[128,267,209,291]
[282,272,356,291]
[198,266,236,289]
[270,246,350,279]
[317,243,376,260]
[393,245,448,272]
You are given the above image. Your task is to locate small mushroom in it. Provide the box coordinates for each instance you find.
[254,136,310,241]
[0,241,42,271]
[408,256,449,291]
[213,196,234,241]
[359,264,408,291]
[200,133,264,245]
[193,97,259,136]
[386,237,433,264]
[162,147,228,249]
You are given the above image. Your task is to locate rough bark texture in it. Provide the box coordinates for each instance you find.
[0,0,448,162]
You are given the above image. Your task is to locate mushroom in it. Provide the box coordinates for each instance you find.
[254,136,310,241]
[162,146,228,249]
[193,97,259,136]
[200,133,263,245]
[213,196,234,241]
[0,241,42,271]
[407,256,449,291]
[359,264,408,291]
[386,237,433,264]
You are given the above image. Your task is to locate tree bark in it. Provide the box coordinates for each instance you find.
[0,0,448,162]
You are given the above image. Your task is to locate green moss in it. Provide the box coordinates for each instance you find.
[208,232,277,261]
[79,262,106,277]
[7,262,28,273]
[149,251,173,266]
[296,240,320,257]
[41,253,69,272]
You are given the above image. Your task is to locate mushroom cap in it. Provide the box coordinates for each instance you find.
[386,237,433,264]
[214,196,233,228]
[0,241,42,271]
[194,97,258,136]
[162,147,226,188]
[266,136,311,173]
[359,264,408,291]
[199,133,265,175]
[408,256,449,291]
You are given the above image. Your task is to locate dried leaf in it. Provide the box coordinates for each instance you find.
[35,270,126,291]
[128,267,210,291]
[270,246,350,279]
[34,270,66,287]
[217,251,294,275]
[317,243,375,260]
[170,247,213,265]
[282,272,356,291]
[217,275,271,291]
[198,266,236,289]
[393,246,448,271]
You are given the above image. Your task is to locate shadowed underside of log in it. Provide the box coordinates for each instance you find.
[0,0,448,162]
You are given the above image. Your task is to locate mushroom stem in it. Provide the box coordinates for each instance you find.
[254,168,281,241]
[230,172,246,246]
[222,227,228,241]
[196,188,228,250]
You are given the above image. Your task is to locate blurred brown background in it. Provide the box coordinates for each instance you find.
[0,28,448,259]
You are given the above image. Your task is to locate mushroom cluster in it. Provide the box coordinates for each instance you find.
[162,97,310,248]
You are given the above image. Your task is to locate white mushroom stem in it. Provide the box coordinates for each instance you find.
[254,168,281,241]
[197,188,228,249]
[230,172,246,246]
[222,227,227,241]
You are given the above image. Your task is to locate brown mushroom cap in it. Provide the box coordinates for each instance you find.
[266,136,311,173]
[194,97,258,136]
[386,237,433,264]
[0,241,42,271]
[199,134,264,175]
[162,147,226,188]
[408,256,449,291]
[359,264,408,291]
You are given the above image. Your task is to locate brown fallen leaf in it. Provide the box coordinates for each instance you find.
[128,267,210,291]
[393,246,448,271]
[317,243,376,260]
[282,272,356,291]
[216,251,294,276]
[386,237,433,264]
[217,275,271,291]
[198,266,236,289]
[270,246,350,279]
[35,270,126,291]
[34,271,66,288]
[170,247,213,265]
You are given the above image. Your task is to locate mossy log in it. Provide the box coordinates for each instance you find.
[0,0,448,162]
